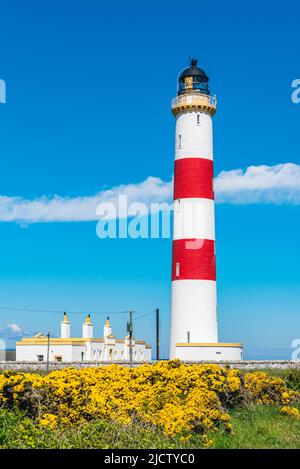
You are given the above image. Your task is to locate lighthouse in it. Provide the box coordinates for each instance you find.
[169,59,243,361]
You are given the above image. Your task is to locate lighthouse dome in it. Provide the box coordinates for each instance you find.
[178,59,210,96]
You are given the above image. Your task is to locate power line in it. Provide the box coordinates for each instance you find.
[133,310,156,322]
[0,306,128,315]
[0,306,157,319]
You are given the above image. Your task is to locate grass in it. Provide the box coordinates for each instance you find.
[0,404,299,449]
[211,404,300,449]
[0,409,187,449]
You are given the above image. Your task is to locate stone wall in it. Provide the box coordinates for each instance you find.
[0,360,299,372]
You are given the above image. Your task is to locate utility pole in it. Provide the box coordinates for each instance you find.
[127,311,133,367]
[156,308,160,361]
[46,331,50,373]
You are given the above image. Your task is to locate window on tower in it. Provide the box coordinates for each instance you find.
[175,199,181,213]
[197,114,200,125]
[178,134,181,148]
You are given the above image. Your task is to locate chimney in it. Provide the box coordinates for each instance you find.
[61,312,70,338]
[103,316,112,337]
[82,314,93,339]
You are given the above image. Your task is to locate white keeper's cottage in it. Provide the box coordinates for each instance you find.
[16,313,152,362]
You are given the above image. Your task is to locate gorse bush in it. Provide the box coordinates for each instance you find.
[0,361,299,442]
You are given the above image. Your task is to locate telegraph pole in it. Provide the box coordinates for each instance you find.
[156,308,160,361]
[127,311,133,367]
[46,331,50,373]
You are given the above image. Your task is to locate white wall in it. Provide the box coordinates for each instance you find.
[16,344,84,362]
[16,341,151,362]
[175,111,213,160]
[173,198,215,241]
[175,345,243,361]
[170,279,218,358]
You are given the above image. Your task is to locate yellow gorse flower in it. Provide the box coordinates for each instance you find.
[280,406,300,419]
[0,361,298,437]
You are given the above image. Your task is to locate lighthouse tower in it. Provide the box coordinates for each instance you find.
[169,59,243,361]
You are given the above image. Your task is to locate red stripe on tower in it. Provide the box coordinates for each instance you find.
[173,158,214,200]
[172,238,216,281]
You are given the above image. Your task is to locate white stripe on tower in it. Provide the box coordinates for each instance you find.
[169,60,218,359]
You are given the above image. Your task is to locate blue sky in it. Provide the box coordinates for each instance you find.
[0,0,299,359]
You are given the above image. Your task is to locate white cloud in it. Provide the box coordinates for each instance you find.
[0,323,34,340]
[0,163,299,224]
[0,177,173,224]
[215,163,300,204]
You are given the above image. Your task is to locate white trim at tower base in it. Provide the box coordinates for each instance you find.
[175,343,243,361]
[170,279,218,357]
